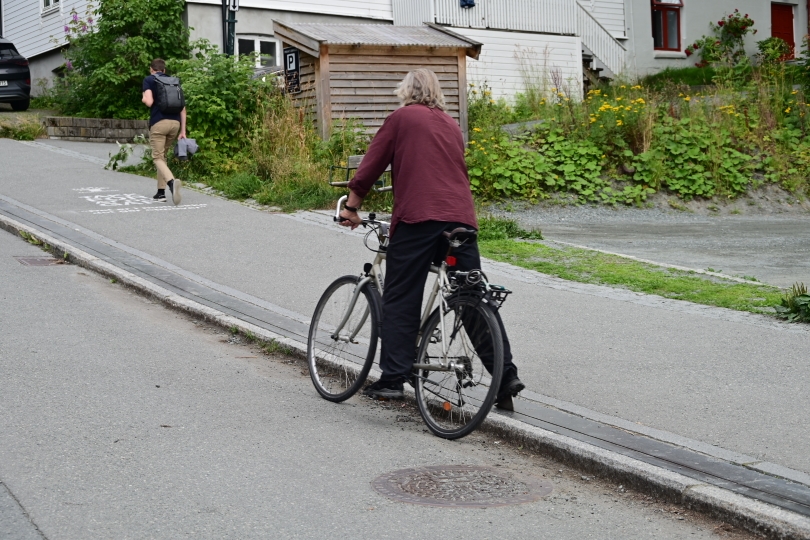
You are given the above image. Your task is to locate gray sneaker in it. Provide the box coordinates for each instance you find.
[168,179,182,206]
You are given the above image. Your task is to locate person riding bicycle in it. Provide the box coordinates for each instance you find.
[339,68,525,407]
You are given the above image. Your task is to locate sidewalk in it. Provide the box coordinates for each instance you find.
[2,138,810,534]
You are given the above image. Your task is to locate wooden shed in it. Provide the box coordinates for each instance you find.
[272,21,482,140]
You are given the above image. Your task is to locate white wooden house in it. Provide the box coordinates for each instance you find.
[1,0,808,99]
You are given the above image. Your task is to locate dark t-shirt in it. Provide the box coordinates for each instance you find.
[348,104,477,236]
[142,74,182,127]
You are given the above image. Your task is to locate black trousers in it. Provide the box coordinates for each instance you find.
[379,221,518,384]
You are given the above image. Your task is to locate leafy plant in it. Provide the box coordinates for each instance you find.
[775,282,810,322]
[477,216,542,241]
[633,116,753,199]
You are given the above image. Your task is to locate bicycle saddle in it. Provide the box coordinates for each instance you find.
[443,227,478,242]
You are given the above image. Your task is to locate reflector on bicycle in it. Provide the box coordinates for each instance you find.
[446,256,457,267]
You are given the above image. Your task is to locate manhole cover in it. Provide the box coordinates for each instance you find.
[14,256,64,267]
[371,465,552,508]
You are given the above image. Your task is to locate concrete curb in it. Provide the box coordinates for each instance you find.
[3,215,810,540]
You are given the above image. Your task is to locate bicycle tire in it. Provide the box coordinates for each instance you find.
[413,293,504,439]
[307,275,381,403]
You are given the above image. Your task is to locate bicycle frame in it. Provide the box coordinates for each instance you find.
[332,195,455,370]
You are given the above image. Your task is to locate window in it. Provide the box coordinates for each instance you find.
[0,45,20,60]
[42,0,60,14]
[651,0,682,51]
[237,36,279,68]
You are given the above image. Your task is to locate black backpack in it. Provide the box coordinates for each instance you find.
[153,73,185,114]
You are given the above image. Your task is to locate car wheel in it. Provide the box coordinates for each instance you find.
[11,99,30,111]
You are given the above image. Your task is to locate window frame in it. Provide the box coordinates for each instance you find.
[651,0,683,52]
[236,35,281,69]
[41,0,60,16]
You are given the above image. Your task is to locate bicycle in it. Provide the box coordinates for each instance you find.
[306,191,512,439]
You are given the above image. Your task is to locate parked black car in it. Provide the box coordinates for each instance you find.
[0,37,31,111]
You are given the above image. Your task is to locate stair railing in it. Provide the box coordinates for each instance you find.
[576,1,626,77]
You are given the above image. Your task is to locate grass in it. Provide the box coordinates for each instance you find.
[0,113,46,140]
[479,238,784,315]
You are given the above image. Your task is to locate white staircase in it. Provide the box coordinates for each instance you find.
[576,1,626,79]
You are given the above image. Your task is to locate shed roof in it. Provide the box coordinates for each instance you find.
[273,21,482,59]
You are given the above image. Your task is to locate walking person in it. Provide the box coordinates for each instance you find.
[339,68,525,408]
[141,58,186,204]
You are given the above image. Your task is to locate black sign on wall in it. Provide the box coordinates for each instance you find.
[284,47,301,94]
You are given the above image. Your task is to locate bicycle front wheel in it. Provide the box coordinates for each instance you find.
[413,294,504,439]
[307,275,381,403]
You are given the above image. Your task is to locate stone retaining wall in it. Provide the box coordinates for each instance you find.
[44,117,149,143]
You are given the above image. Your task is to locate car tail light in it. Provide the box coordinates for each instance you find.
[26,79,31,85]
[13,60,29,66]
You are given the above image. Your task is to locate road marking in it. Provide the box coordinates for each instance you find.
[82,204,208,215]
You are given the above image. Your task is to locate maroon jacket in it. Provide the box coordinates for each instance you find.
[348,104,478,236]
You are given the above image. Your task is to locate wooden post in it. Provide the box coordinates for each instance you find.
[457,49,469,143]
[318,44,332,139]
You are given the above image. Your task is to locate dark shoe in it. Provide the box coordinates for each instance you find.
[168,179,181,205]
[363,379,404,400]
[495,378,525,410]
[153,191,167,202]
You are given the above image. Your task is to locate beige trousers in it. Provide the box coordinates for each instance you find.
[149,119,181,189]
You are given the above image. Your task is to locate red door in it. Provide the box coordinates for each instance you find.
[771,3,795,58]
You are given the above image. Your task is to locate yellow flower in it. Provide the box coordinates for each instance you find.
[616,97,623,101]
[792,89,799,95]
[620,85,626,89]
[469,83,476,87]
[473,127,482,132]
[684,96,691,102]
[785,107,792,113]
[489,99,495,104]
[616,120,623,126]
[470,140,476,144]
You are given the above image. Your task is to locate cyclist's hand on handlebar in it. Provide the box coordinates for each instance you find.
[338,209,362,229]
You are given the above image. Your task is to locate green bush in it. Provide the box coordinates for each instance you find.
[173,40,272,157]
[54,0,190,119]
[641,67,718,89]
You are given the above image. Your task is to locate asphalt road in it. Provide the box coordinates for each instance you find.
[1,138,809,480]
[0,230,748,539]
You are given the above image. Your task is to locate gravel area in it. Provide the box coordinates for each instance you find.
[481,189,810,288]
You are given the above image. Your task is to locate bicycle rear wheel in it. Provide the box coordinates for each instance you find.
[413,294,504,439]
[307,275,381,402]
